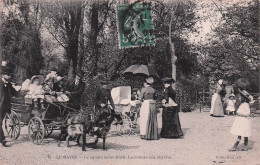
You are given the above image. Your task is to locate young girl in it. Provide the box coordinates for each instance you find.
[25,76,45,110]
[226,94,236,115]
[229,90,252,151]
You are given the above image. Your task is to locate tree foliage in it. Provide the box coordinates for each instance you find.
[200,0,259,92]
[40,0,82,80]
[2,1,44,82]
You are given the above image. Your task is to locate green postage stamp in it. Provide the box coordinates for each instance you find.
[116,2,155,48]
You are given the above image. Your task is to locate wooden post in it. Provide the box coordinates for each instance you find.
[169,13,177,90]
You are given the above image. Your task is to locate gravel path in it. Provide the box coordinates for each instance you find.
[1,110,260,165]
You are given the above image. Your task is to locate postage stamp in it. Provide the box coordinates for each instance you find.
[116,2,155,48]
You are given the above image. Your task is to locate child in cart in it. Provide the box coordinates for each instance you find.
[24,76,45,110]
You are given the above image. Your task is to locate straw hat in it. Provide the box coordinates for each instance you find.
[229,94,235,99]
[30,75,40,84]
[239,90,253,102]
[146,77,154,84]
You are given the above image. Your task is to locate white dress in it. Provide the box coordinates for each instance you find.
[230,103,251,137]
[25,84,44,99]
[226,99,235,112]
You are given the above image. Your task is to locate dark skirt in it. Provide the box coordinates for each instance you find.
[141,101,159,140]
[160,106,183,138]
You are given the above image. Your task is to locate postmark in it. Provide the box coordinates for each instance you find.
[116,2,155,48]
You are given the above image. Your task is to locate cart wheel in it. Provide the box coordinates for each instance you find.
[28,117,45,144]
[44,125,53,137]
[4,111,21,140]
[120,114,133,131]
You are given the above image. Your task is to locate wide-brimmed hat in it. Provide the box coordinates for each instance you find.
[146,76,154,84]
[76,70,84,78]
[239,90,253,102]
[218,79,224,86]
[30,75,40,84]
[132,88,139,92]
[162,77,175,84]
[229,94,235,98]
[56,76,64,83]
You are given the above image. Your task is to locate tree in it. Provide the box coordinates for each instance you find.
[40,0,82,80]
[2,0,44,82]
[200,0,259,92]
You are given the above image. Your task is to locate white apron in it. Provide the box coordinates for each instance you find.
[139,100,152,136]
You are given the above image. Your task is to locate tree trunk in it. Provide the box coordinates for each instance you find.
[68,60,75,80]
[67,39,79,80]
[65,1,82,80]
[78,2,85,71]
[169,13,177,90]
[89,2,99,76]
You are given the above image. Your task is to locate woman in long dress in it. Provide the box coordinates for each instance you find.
[210,79,224,117]
[138,77,159,140]
[160,77,183,138]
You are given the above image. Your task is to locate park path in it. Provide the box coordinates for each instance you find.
[0,109,260,165]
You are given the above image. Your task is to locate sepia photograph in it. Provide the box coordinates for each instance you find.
[0,0,259,164]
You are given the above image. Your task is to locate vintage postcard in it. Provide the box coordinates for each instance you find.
[0,0,259,164]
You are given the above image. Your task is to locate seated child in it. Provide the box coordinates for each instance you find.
[42,83,58,103]
[45,68,58,85]
[25,76,45,110]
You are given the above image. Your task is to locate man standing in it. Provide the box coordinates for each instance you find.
[64,70,86,111]
[94,80,122,125]
[95,80,115,111]
[0,63,19,147]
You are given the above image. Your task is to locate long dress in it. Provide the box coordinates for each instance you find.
[210,87,224,117]
[230,103,251,137]
[138,85,159,140]
[160,86,183,138]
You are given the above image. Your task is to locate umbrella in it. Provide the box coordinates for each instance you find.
[234,78,250,90]
[123,65,159,78]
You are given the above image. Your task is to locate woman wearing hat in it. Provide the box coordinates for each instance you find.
[229,90,253,151]
[160,77,183,138]
[138,76,159,140]
[210,79,225,117]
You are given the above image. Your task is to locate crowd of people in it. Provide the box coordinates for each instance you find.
[210,79,254,117]
[18,68,86,111]
[0,62,87,147]
[2,59,256,153]
[210,79,255,152]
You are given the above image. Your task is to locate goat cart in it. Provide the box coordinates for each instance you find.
[4,96,78,145]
